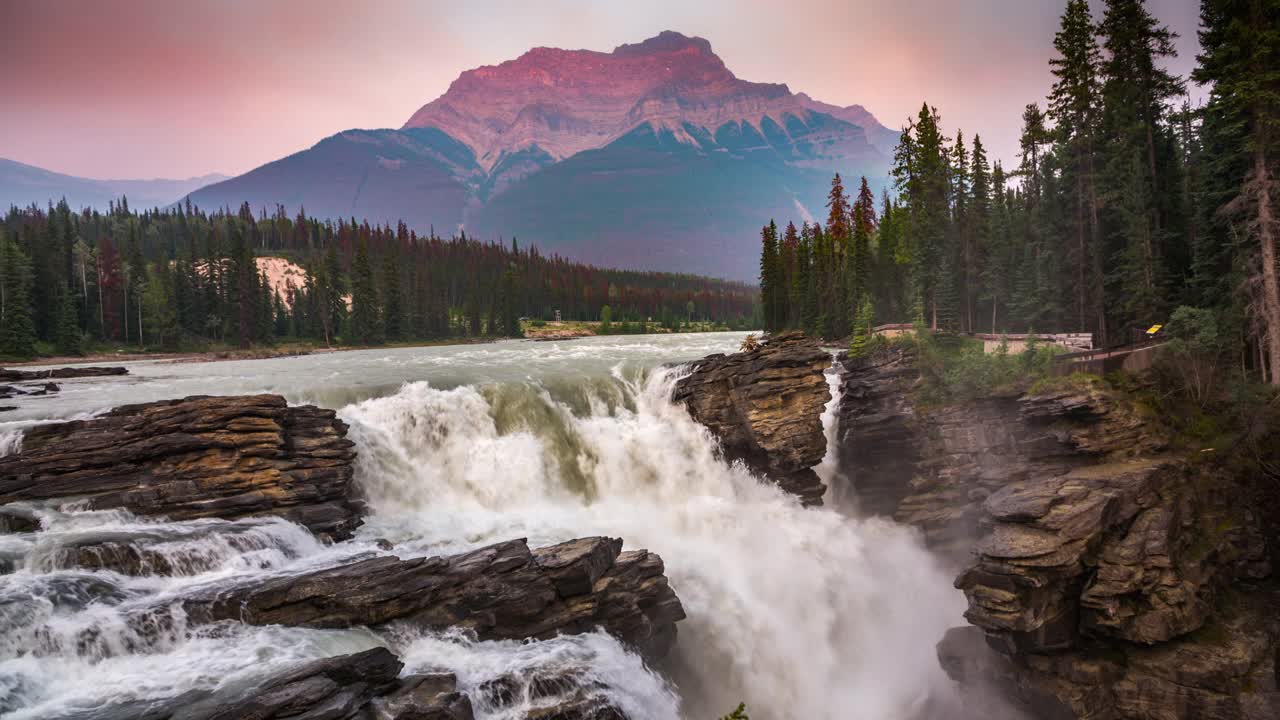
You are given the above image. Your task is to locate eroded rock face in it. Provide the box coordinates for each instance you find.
[673,331,831,505]
[837,350,1278,719]
[0,394,362,540]
[175,536,685,660]
[837,345,1165,560]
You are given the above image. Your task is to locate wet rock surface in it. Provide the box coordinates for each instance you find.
[0,394,362,539]
[175,536,685,659]
[54,647,475,720]
[0,366,128,382]
[672,331,831,505]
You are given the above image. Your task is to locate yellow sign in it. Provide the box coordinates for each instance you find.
[1146,324,1163,335]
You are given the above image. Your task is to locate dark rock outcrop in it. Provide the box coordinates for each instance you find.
[673,331,832,504]
[0,366,127,381]
[175,536,685,660]
[836,348,1278,719]
[60,648,475,720]
[479,671,628,720]
[0,394,362,539]
[0,381,60,401]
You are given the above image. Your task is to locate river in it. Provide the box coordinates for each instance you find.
[0,333,965,719]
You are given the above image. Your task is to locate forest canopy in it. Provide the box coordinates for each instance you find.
[0,199,758,358]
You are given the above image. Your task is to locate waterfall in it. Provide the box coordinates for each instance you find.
[343,366,964,719]
[0,335,964,720]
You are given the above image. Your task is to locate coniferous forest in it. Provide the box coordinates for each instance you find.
[0,199,758,358]
[758,0,1280,385]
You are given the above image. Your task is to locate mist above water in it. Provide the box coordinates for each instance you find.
[1,333,964,719]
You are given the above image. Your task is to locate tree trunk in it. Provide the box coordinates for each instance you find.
[1087,140,1106,346]
[1254,145,1280,385]
[1075,167,1086,331]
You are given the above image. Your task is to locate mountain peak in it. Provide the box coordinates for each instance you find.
[400,32,891,175]
[612,30,714,57]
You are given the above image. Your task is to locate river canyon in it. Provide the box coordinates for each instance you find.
[1,332,1275,719]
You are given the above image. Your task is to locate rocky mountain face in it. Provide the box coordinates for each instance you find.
[186,32,895,281]
[835,345,1279,719]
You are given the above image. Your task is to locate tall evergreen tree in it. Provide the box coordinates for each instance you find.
[1050,0,1106,336]
[349,239,381,345]
[1195,0,1280,383]
[759,221,782,332]
[1098,0,1186,332]
[0,235,38,358]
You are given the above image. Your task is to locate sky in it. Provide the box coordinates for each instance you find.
[0,0,1202,180]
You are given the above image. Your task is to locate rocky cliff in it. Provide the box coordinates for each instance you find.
[672,332,832,505]
[0,394,362,540]
[834,345,1279,719]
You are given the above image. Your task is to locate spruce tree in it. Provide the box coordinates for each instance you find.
[349,239,381,345]
[0,237,37,358]
[1195,0,1280,383]
[381,250,403,341]
[1050,0,1105,335]
[759,222,781,332]
[1098,0,1185,332]
[54,281,83,356]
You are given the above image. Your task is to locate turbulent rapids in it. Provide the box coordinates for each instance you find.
[0,334,963,719]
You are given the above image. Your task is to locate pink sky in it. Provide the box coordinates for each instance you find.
[0,0,1202,179]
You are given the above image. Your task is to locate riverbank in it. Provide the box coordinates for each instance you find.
[5,321,744,368]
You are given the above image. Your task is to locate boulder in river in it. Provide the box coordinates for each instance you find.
[0,366,128,381]
[0,394,362,540]
[175,536,685,660]
[672,331,831,505]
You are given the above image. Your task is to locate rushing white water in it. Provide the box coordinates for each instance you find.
[0,333,965,719]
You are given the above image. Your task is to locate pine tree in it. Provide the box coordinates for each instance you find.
[499,265,522,337]
[143,260,179,348]
[0,236,38,358]
[1098,0,1186,332]
[951,132,972,330]
[1050,0,1106,336]
[782,221,802,328]
[851,177,876,320]
[382,249,403,341]
[759,222,781,332]
[848,294,876,358]
[800,223,819,333]
[324,242,346,342]
[1195,0,1280,383]
[54,281,83,356]
[895,104,952,330]
[349,239,382,345]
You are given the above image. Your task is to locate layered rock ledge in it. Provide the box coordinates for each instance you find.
[0,394,362,540]
[673,331,831,504]
[172,536,685,660]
